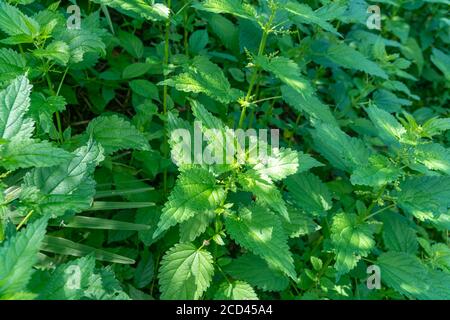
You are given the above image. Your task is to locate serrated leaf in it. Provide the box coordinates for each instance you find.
[430,48,450,81]
[91,0,169,21]
[225,205,296,279]
[87,114,150,154]
[223,254,289,292]
[154,168,226,238]
[320,42,388,79]
[0,1,40,38]
[284,1,340,36]
[0,74,33,140]
[214,280,258,300]
[32,255,95,300]
[414,143,450,175]
[377,252,429,299]
[366,105,406,145]
[238,169,288,218]
[158,243,214,300]
[252,148,299,181]
[281,85,337,126]
[396,176,450,220]
[312,123,370,172]
[22,140,104,217]
[193,0,257,22]
[350,155,402,187]
[0,48,26,82]
[286,172,332,216]
[380,212,418,255]
[161,56,241,104]
[331,212,376,277]
[0,217,48,297]
[281,205,321,238]
[0,139,72,170]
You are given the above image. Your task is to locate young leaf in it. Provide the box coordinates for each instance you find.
[87,114,150,154]
[330,212,376,277]
[153,167,226,238]
[396,176,450,220]
[214,280,258,300]
[0,217,48,297]
[158,243,214,300]
[160,56,242,104]
[286,172,332,216]
[223,254,289,292]
[225,205,296,279]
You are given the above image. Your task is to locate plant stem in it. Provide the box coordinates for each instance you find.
[46,72,64,143]
[238,8,276,129]
[162,0,172,194]
[16,210,34,231]
[364,204,396,221]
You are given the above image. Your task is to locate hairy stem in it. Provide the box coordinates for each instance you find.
[238,8,276,129]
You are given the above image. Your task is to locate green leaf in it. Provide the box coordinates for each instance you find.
[32,255,96,300]
[225,205,296,279]
[160,56,241,104]
[223,254,289,292]
[0,48,26,82]
[377,252,429,299]
[238,169,288,218]
[320,42,388,79]
[23,140,105,216]
[430,48,450,81]
[252,148,299,181]
[85,267,130,300]
[122,63,152,79]
[154,167,226,238]
[414,143,450,175]
[0,1,40,39]
[134,251,154,289]
[0,139,72,170]
[91,0,169,21]
[214,280,258,300]
[158,243,214,300]
[87,114,150,154]
[284,1,340,36]
[366,105,406,145]
[281,85,337,126]
[193,0,257,22]
[0,217,48,297]
[0,74,33,140]
[281,205,321,238]
[350,155,402,187]
[312,123,370,172]
[32,41,70,65]
[286,172,332,216]
[380,212,418,255]
[180,211,215,243]
[396,176,450,220]
[330,212,376,277]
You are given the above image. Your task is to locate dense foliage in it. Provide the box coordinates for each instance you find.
[0,0,449,300]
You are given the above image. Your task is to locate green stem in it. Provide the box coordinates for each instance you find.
[162,0,172,194]
[364,204,396,221]
[238,8,276,129]
[16,210,34,231]
[46,72,64,143]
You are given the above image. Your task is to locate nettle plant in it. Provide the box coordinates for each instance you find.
[0,0,449,300]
